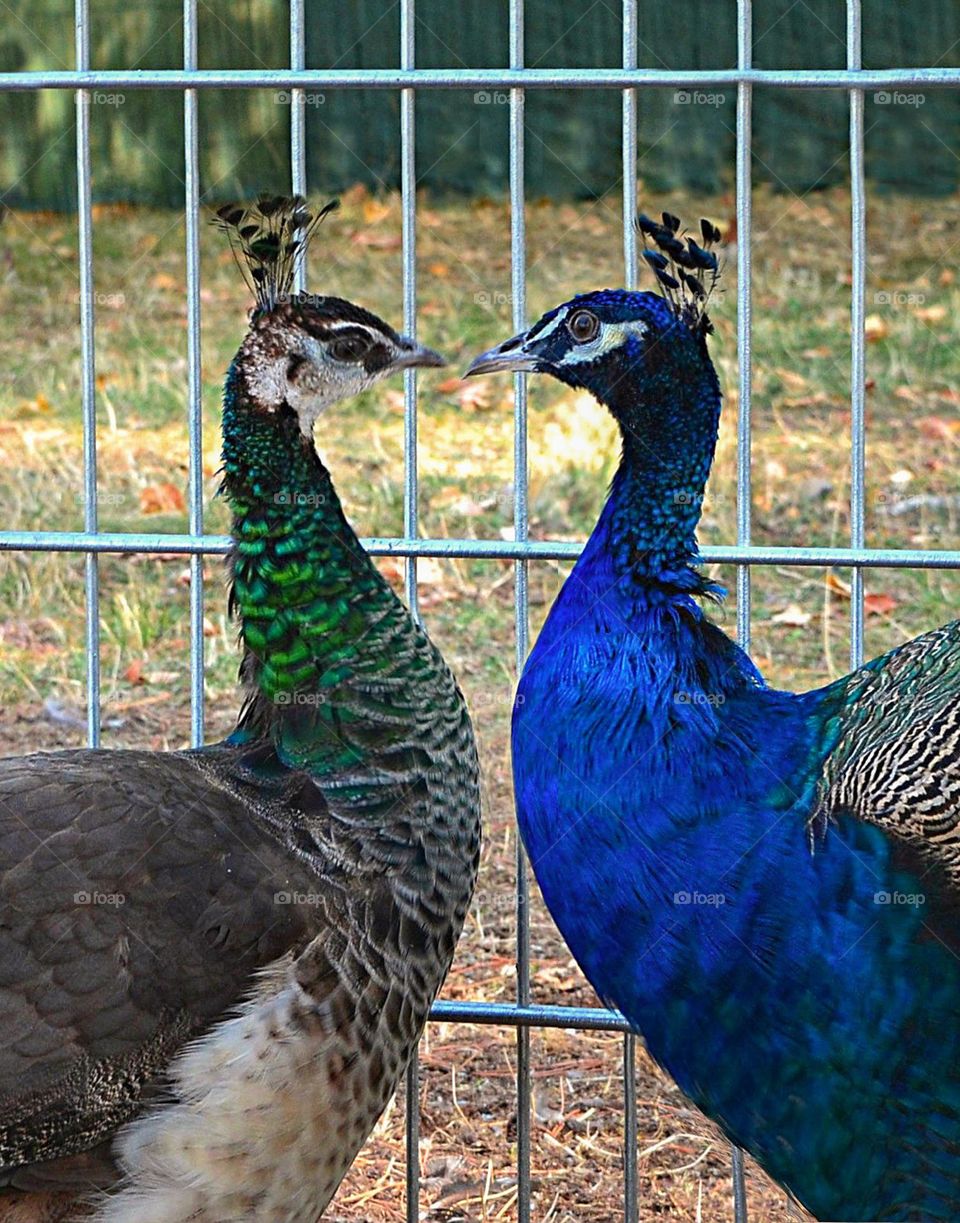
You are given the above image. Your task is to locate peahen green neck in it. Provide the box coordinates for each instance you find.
[220,363,403,767]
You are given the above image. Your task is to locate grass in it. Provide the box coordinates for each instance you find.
[0,185,958,1220]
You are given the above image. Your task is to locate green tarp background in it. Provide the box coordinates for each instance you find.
[1,1,958,211]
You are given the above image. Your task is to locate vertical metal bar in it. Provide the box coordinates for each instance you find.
[621,7,639,1222]
[405,1045,420,1223]
[290,0,307,294]
[735,0,753,655]
[400,12,420,1220]
[622,0,638,289]
[184,0,204,747]
[509,5,531,1222]
[622,1032,638,1223]
[401,0,418,617]
[733,8,752,1216]
[75,0,100,748]
[847,0,866,668]
[732,1146,749,1221]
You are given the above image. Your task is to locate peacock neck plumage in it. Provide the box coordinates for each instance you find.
[220,362,406,772]
[571,338,722,606]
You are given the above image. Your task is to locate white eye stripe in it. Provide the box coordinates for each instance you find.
[528,312,567,344]
[556,319,648,366]
[321,321,385,340]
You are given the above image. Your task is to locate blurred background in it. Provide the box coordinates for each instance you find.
[2,0,960,207]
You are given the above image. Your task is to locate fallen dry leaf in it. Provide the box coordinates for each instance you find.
[350,230,401,250]
[771,603,811,628]
[123,659,145,684]
[825,572,852,598]
[864,314,889,342]
[458,381,493,411]
[139,482,185,514]
[917,416,960,443]
[361,199,391,225]
[377,557,445,588]
[864,592,898,616]
[916,304,947,323]
[339,182,368,207]
[436,376,468,394]
[775,368,809,392]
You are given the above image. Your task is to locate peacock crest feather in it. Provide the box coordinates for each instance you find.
[635,211,723,337]
[213,194,339,312]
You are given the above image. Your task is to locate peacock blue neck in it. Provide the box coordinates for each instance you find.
[584,346,722,597]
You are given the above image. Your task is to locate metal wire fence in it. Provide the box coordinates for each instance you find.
[2,1,960,1220]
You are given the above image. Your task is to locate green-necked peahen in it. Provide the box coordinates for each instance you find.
[466,212,960,1222]
[0,197,481,1222]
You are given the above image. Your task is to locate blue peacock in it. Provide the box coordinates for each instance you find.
[466,212,960,1223]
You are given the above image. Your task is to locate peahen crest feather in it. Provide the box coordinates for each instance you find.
[212,195,339,312]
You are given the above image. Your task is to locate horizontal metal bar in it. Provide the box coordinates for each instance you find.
[430,999,632,1032]
[1,67,959,92]
[1,530,958,570]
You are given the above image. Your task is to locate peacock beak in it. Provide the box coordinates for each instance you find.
[464,334,539,377]
[391,337,446,371]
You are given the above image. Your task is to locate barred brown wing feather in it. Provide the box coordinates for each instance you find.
[812,621,960,887]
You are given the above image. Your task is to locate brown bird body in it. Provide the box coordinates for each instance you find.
[0,198,481,1221]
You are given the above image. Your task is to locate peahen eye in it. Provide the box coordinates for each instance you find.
[567,309,600,344]
[329,335,372,363]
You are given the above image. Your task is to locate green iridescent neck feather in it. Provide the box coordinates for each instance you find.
[220,363,414,769]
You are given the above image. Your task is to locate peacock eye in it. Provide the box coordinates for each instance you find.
[329,335,371,363]
[567,309,600,344]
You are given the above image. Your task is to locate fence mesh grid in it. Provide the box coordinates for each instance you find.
[2,1,960,1219]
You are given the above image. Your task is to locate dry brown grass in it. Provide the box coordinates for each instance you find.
[0,185,957,1219]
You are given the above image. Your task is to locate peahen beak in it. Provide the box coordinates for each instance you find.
[391,337,446,371]
[464,334,539,377]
